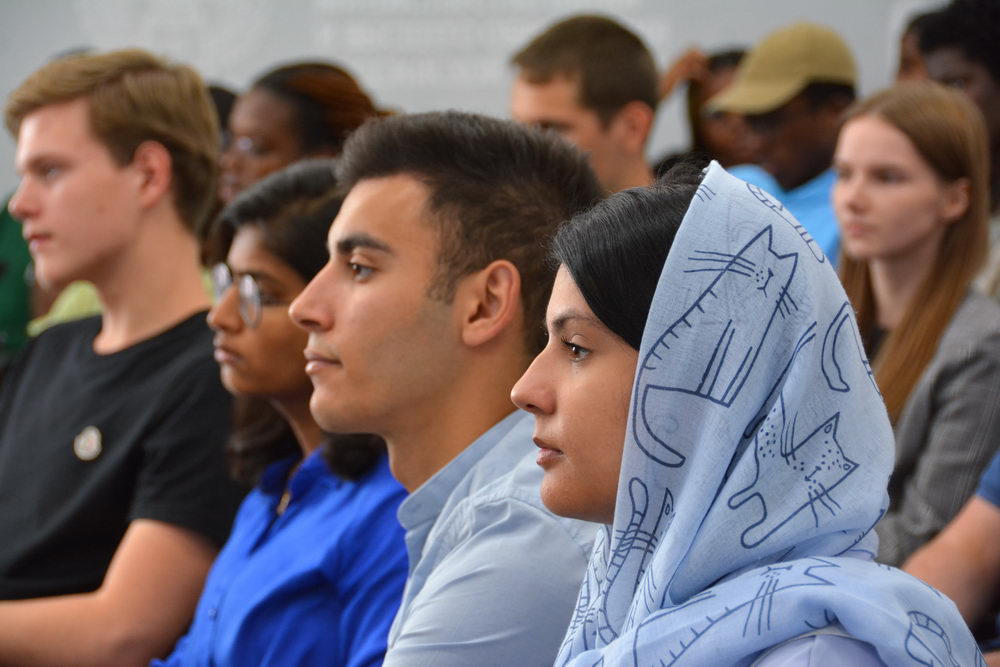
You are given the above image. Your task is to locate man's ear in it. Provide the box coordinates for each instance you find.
[130,140,173,209]
[609,101,655,155]
[456,259,522,348]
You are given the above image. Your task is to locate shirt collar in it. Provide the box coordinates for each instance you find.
[258,448,333,499]
[396,411,523,530]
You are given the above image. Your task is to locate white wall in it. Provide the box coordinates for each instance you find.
[0,0,941,195]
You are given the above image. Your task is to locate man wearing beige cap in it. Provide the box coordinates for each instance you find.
[712,22,856,262]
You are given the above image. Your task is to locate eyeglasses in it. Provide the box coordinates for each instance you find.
[211,263,269,329]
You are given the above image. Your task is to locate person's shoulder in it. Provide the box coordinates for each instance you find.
[317,454,406,513]
[755,633,885,666]
[727,164,781,192]
[460,422,597,556]
[2,315,100,382]
[938,291,1000,357]
[31,314,102,347]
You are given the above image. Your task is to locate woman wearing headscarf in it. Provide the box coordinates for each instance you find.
[512,161,981,664]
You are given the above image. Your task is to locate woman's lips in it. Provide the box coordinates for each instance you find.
[533,436,564,467]
[213,345,241,365]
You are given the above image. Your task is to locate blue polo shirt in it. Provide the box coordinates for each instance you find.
[728,164,840,265]
[156,449,407,667]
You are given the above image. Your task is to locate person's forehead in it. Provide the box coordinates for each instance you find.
[511,73,590,121]
[16,97,102,162]
[329,174,438,251]
[230,87,295,131]
[925,47,982,75]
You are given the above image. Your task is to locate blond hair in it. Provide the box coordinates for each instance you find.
[5,48,219,231]
[839,82,990,421]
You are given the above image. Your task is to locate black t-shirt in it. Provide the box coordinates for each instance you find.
[0,312,246,600]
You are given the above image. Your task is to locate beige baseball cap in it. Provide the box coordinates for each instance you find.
[709,22,856,115]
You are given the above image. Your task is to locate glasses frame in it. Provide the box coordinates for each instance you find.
[211,262,264,329]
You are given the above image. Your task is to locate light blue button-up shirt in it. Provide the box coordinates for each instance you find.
[728,164,840,265]
[383,410,597,667]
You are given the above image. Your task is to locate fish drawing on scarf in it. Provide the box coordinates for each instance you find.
[728,395,858,549]
[745,182,826,264]
[633,226,799,467]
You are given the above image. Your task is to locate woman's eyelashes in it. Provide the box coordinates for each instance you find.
[561,338,591,362]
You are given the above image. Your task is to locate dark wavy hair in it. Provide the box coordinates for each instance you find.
[208,158,386,484]
[551,161,703,350]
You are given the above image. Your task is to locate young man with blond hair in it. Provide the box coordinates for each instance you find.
[0,49,244,664]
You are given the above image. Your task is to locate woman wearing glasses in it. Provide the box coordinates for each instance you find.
[156,160,407,666]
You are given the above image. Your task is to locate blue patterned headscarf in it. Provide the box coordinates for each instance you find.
[556,162,982,666]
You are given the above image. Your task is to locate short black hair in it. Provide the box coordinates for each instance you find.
[210,159,386,484]
[552,161,704,350]
[511,14,659,124]
[337,111,603,354]
[919,0,1000,84]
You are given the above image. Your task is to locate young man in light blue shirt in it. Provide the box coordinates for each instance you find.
[290,111,601,666]
[711,22,858,264]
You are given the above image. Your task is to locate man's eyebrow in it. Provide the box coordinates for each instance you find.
[550,310,601,334]
[333,233,393,256]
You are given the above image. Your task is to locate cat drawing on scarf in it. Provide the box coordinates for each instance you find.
[633,225,799,467]
[728,393,859,549]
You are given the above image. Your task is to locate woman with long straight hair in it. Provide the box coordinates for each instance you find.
[833,82,1000,566]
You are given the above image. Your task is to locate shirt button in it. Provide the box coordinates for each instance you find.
[208,607,218,619]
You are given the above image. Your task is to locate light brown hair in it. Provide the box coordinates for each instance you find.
[511,15,658,125]
[5,48,220,231]
[839,82,989,421]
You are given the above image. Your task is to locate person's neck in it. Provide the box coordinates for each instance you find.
[869,242,941,331]
[382,352,528,493]
[609,158,654,193]
[272,393,326,458]
[92,207,209,354]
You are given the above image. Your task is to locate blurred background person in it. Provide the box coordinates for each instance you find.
[654,47,754,173]
[219,61,384,204]
[896,11,933,82]
[158,159,407,666]
[23,82,239,339]
[833,82,1000,566]
[918,0,1000,297]
[509,14,657,194]
[712,22,857,263]
[0,48,244,666]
